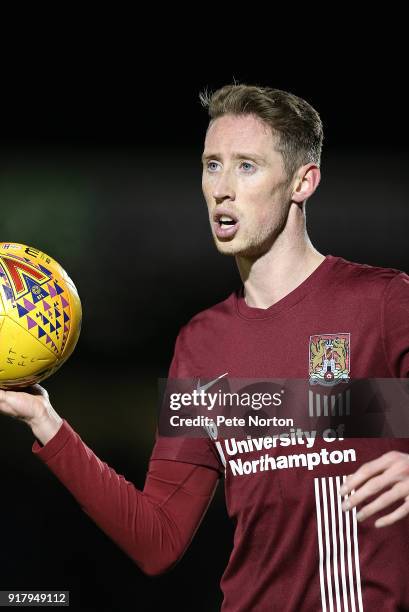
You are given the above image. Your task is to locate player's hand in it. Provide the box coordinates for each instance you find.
[0,384,63,445]
[339,451,409,528]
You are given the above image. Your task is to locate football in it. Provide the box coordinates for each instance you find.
[0,242,82,389]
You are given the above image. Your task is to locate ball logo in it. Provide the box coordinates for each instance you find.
[309,333,350,386]
[0,255,49,298]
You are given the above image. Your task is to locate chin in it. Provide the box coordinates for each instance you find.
[213,241,239,256]
[213,238,260,258]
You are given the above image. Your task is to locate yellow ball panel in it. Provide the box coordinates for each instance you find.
[0,316,56,389]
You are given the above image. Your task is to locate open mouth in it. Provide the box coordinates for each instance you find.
[219,215,236,228]
[214,212,238,228]
[213,211,240,238]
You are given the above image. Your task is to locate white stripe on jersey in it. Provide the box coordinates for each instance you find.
[314,476,364,612]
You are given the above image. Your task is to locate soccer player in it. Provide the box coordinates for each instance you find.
[0,84,408,611]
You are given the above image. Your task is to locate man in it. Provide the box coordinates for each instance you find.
[0,84,408,611]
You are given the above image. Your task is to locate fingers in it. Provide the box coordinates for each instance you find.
[340,451,409,527]
[341,470,401,511]
[374,496,409,528]
[339,451,399,496]
[353,483,409,522]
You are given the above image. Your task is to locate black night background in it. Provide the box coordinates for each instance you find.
[0,38,407,611]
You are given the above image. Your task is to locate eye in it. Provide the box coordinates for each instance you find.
[206,161,220,172]
[240,161,255,173]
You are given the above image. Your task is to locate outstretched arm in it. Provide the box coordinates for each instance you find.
[0,385,220,576]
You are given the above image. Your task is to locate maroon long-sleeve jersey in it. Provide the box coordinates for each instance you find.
[33,254,409,611]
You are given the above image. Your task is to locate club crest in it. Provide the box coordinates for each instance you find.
[309,333,350,386]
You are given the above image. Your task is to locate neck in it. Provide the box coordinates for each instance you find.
[236,204,326,309]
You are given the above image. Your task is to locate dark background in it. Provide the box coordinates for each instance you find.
[0,39,407,611]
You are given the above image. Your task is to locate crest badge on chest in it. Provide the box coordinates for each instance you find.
[309,332,350,386]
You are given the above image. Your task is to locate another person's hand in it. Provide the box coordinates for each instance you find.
[0,384,63,445]
[340,451,409,527]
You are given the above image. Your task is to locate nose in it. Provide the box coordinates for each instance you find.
[212,170,235,203]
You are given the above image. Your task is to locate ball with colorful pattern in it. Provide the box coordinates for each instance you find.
[0,242,82,389]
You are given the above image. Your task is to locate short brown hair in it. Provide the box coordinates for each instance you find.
[200,84,324,184]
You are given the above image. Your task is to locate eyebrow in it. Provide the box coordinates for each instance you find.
[201,152,266,164]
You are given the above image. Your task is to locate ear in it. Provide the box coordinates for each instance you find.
[291,163,321,204]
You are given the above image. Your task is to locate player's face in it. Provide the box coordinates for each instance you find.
[201,113,293,258]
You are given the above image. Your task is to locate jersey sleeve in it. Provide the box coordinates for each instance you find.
[150,326,224,473]
[382,271,409,378]
[32,419,219,575]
